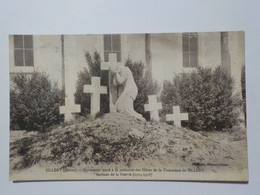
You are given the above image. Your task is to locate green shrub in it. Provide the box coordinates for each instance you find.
[10,72,64,131]
[125,59,160,120]
[74,51,109,116]
[161,66,241,131]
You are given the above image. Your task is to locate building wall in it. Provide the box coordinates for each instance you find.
[149,32,222,84]
[124,34,146,63]
[229,31,245,96]
[150,33,183,83]
[10,32,244,100]
[63,34,102,99]
[63,34,141,100]
[9,35,63,88]
[198,32,221,68]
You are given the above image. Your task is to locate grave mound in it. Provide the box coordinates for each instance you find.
[10,112,246,171]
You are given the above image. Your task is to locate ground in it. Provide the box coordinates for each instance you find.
[9,113,248,181]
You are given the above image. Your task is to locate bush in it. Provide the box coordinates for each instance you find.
[75,55,160,120]
[241,65,246,125]
[74,51,109,116]
[161,66,241,131]
[74,67,91,115]
[125,59,160,120]
[10,72,64,131]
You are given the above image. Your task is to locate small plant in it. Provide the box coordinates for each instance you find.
[161,66,241,131]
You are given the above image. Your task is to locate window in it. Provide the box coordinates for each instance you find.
[182,33,198,68]
[104,34,121,62]
[14,35,34,66]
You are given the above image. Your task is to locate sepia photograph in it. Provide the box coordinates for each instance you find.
[9,31,248,182]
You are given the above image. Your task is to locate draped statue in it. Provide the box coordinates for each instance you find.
[110,66,146,122]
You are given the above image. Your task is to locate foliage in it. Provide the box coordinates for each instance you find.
[75,53,159,120]
[74,67,91,115]
[161,66,241,131]
[10,72,64,131]
[84,50,101,77]
[74,51,109,116]
[125,59,160,120]
[241,65,246,125]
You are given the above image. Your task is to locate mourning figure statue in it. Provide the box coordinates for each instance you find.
[110,65,146,122]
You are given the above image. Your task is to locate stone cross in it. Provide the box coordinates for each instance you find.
[59,96,81,122]
[101,53,124,70]
[100,53,124,112]
[84,76,107,116]
[166,106,189,128]
[144,95,162,122]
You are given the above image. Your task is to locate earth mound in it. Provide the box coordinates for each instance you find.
[10,112,247,171]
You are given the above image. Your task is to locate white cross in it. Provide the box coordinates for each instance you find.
[84,77,107,116]
[166,106,189,128]
[144,95,162,122]
[59,96,81,122]
[100,53,124,112]
[101,53,124,70]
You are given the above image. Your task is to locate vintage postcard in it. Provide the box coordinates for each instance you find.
[9,31,248,182]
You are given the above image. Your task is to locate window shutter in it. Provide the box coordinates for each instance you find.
[24,35,33,49]
[25,50,34,66]
[104,34,121,62]
[112,34,121,52]
[14,35,34,67]
[14,50,24,66]
[14,35,23,48]
[104,35,112,51]
[182,33,198,67]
